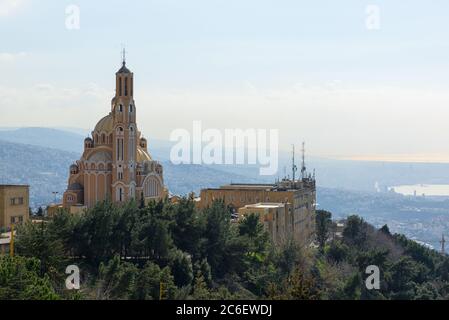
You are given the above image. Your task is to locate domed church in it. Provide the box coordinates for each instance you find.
[63,58,167,212]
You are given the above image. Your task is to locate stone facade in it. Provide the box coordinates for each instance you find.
[63,60,167,212]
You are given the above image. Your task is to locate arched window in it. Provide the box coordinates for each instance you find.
[116,187,124,202]
[119,104,123,112]
[124,78,128,96]
[129,104,133,113]
[119,78,122,96]
[116,127,124,161]
[101,134,105,144]
[144,177,161,198]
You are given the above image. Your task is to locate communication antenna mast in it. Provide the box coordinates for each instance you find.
[301,142,306,179]
[440,234,446,255]
[292,144,298,182]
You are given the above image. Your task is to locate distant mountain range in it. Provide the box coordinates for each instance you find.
[3,127,449,249]
[0,127,86,154]
[0,128,258,207]
[0,139,77,208]
[3,127,449,198]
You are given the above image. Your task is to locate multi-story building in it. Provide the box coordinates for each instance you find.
[0,185,30,230]
[198,176,316,246]
[62,58,167,213]
[238,202,290,246]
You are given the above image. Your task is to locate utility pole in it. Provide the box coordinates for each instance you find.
[9,224,15,257]
[439,234,446,255]
[160,282,166,300]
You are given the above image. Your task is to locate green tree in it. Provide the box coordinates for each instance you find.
[96,255,138,299]
[170,198,206,259]
[15,220,66,279]
[131,261,162,300]
[275,239,301,276]
[169,249,194,287]
[192,272,212,299]
[72,201,121,265]
[379,224,391,236]
[36,207,44,217]
[159,266,177,300]
[0,256,60,300]
[343,215,368,247]
[340,273,362,300]
[325,241,349,264]
[239,213,270,253]
[203,200,232,276]
[315,210,332,253]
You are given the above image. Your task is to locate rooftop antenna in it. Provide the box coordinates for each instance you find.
[440,234,446,255]
[301,141,306,179]
[292,144,298,182]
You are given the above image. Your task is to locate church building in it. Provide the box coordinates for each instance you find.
[63,58,167,213]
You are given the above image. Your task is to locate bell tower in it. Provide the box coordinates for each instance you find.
[111,50,138,203]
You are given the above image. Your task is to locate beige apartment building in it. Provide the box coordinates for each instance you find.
[0,185,30,230]
[198,177,316,246]
[238,203,291,246]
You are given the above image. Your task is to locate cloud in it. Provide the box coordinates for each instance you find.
[0,0,25,16]
[0,51,27,63]
[2,81,449,160]
[0,83,111,131]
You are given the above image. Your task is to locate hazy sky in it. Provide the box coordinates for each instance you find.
[1,0,449,159]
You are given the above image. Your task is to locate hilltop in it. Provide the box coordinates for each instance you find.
[0,138,254,208]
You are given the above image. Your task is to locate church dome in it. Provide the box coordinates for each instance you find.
[87,150,112,162]
[94,114,113,133]
[137,147,152,162]
[68,183,83,191]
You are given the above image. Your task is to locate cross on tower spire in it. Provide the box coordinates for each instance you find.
[122,47,127,66]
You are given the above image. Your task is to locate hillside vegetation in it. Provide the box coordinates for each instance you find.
[1,200,448,300]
